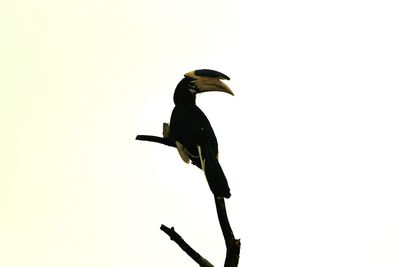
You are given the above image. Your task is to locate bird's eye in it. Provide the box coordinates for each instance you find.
[188,81,196,88]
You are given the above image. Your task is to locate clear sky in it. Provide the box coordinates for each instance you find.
[1,0,399,266]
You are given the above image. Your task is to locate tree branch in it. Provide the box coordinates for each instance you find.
[214,197,241,267]
[160,224,214,267]
[136,135,175,147]
[137,130,241,267]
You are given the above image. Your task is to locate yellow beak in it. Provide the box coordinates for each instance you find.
[193,77,234,96]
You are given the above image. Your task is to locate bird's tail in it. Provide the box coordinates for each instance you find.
[199,145,231,198]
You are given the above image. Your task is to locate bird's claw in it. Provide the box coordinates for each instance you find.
[163,123,170,139]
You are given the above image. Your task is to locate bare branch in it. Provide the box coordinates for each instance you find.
[137,132,241,267]
[160,224,214,267]
[214,197,241,267]
[136,135,175,147]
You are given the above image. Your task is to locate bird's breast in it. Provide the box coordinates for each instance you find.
[170,105,218,151]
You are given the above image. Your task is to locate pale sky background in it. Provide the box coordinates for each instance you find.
[1,0,400,267]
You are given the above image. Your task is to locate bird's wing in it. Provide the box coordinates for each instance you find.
[176,141,190,163]
[196,143,231,198]
[197,145,206,171]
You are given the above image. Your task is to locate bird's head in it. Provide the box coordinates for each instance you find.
[173,69,234,105]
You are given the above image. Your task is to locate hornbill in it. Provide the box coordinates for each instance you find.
[165,69,234,199]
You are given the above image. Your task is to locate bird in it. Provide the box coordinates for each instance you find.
[165,69,234,198]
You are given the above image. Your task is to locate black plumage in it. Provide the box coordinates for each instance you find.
[168,69,233,198]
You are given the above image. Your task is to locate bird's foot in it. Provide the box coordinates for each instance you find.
[163,123,170,139]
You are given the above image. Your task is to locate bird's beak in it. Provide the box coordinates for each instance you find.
[194,77,234,96]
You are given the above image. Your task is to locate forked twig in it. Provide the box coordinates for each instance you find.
[160,224,214,267]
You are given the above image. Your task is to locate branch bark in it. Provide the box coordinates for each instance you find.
[214,197,241,267]
[160,224,214,267]
[136,135,175,147]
